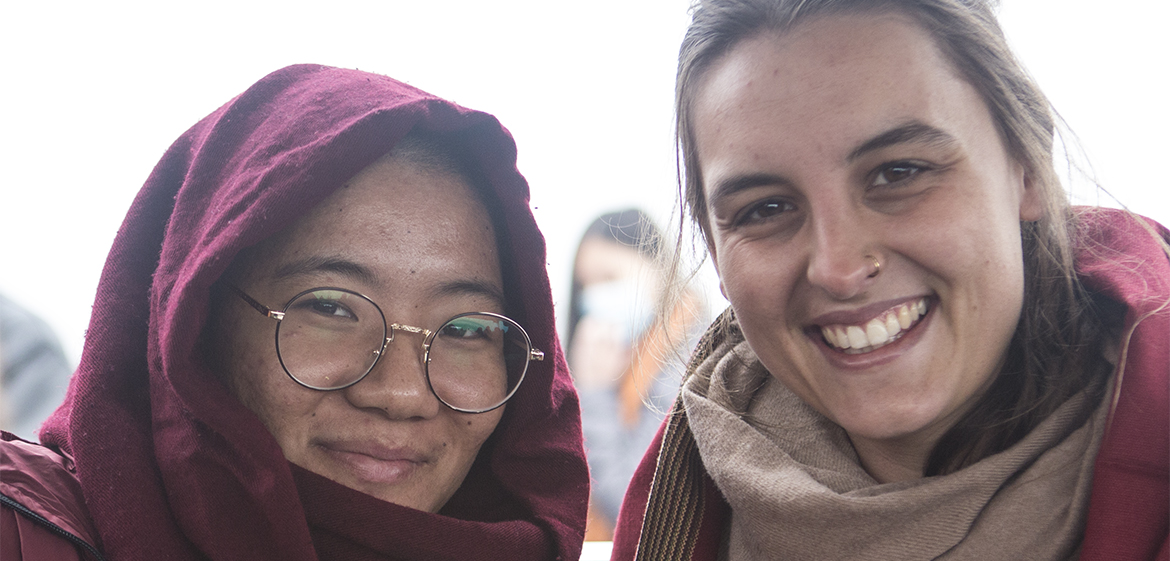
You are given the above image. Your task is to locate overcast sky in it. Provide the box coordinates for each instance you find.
[2,0,1166,364]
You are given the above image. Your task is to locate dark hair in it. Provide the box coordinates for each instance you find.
[566,209,665,354]
[674,0,1123,475]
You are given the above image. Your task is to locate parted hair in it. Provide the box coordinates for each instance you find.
[674,0,1124,475]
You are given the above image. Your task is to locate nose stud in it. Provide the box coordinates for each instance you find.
[866,255,881,278]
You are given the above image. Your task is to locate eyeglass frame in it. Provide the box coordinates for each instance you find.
[225,283,544,413]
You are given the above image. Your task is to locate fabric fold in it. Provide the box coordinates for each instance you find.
[685,328,1109,561]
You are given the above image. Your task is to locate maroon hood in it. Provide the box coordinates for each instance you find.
[41,64,588,561]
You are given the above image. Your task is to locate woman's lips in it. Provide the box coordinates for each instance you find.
[816,297,930,354]
[318,441,426,484]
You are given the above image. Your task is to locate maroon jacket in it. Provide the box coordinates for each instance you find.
[2,432,103,560]
[612,209,1170,560]
[2,64,588,561]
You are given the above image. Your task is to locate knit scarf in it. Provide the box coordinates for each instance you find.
[684,331,1109,561]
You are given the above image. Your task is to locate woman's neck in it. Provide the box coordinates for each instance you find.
[848,431,939,483]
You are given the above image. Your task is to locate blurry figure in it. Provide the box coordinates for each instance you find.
[567,209,701,540]
[0,292,73,440]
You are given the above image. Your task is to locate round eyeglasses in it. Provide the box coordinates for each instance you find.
[228,285,544,413]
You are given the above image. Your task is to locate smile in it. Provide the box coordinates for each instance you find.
[317,440,429,484]
[819,298,930,354]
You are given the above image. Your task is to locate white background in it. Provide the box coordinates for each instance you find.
[2,0,1167,365]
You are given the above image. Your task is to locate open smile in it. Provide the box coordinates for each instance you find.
[818,297,930,354]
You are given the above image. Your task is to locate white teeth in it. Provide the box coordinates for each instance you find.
[884,312,900,335]
[820,298,929,353]
[821,326,838,347]
[897,306,912,329]
[846,326,868,349]
[865,318,889,345]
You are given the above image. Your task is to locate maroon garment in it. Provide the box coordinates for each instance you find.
[31,64,588,560]
[1,432,103,560]
[1076,209,1170,560]
[612,208,1169,560]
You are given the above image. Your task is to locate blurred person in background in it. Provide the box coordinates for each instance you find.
[0,292,74,440]
[567,209,703,540]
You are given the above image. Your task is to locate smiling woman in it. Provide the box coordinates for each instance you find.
[696,15,1044,482]
[612,1,1170,560]
[0,65,588,561]
[207,145,515,514]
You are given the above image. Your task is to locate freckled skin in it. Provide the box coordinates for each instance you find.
[209,153,505,512]
[694,14,1042,481]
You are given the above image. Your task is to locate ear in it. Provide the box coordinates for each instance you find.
[1017,167,1043,222]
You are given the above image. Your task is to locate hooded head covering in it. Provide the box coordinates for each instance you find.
[40,64,588,561]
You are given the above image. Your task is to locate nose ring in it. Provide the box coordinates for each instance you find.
[866,255,881,278]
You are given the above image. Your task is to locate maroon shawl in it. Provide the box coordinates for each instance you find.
[40,64,588,561]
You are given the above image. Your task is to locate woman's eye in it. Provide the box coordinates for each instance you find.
[309,300,356,320]
[737,200,795,225]
[440,318,505,340]
[872,163,925,186]
[443,325,478,338]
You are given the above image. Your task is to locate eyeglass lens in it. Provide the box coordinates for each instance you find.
[274,289,528,411]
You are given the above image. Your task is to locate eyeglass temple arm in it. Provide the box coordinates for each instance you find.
[227,284,285,320]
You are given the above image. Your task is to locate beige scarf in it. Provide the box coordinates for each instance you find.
[684,334,1110,561]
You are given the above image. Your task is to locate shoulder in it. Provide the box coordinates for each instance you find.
[1073,209,1170,560]
[1073,208,1170,305]
[1,432,104,560]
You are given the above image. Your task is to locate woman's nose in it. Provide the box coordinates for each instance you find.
[343,336,442,419]
[805,210,879,300]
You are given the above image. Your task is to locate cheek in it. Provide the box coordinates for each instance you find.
[451,410,503,464]
[216,328,318,441]
[218,330,273,406]
[917,211,1024,300]
[717,241,797,317]
[912,175,1026,268]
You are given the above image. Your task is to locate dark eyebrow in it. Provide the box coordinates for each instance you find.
[708,172,792,210]
[432,280,506,309]
[847,122,959,162]
[271,257,379,286]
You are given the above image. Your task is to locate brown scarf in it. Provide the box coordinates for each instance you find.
[684,331,1109,561]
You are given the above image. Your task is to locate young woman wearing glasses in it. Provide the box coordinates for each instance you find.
[1,65,588,561]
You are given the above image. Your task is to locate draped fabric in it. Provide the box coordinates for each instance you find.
[684,328,1108,560]
[39,64,588,561]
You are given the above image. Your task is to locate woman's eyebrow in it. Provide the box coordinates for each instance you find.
[432,280,506,308]
[271,256,379,286]
[847,121,959,162]
[708,172,792,209]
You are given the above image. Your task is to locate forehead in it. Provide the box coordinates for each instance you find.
[692,12,981,163]
[246,152,500,289]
